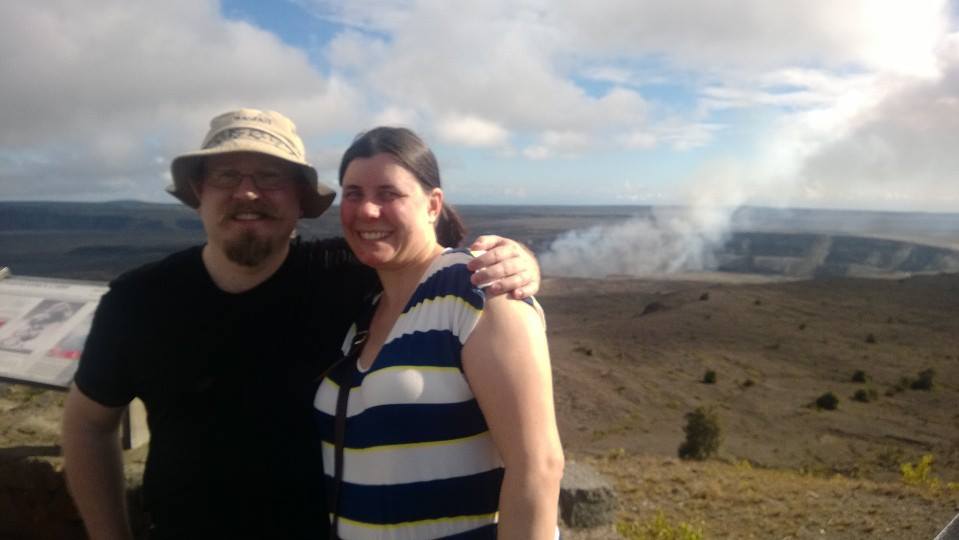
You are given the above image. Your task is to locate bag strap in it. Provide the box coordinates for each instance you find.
[326,303,376,539]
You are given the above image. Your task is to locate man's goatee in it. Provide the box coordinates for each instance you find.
[225,231,276,267]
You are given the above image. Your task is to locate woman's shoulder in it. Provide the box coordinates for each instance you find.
[438,246,476,265]
[411,248,484,308]
[420,248,476,283]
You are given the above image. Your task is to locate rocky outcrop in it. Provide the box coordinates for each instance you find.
[0,447,146,540]
[559,461,617,529]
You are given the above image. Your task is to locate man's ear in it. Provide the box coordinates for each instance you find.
[190,179,203,204]
[190,160,207,205]
[298,182,308,217]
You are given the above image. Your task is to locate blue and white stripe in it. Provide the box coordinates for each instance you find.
[314,249,501,539]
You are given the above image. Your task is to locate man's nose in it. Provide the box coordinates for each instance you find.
[231,175,261,200]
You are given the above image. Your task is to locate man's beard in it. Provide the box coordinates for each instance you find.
[224,230,277,267]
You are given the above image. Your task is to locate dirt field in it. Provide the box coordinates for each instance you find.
[544,272,959,538]
[2,271,958,538]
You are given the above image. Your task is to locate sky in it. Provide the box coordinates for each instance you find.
[1,0,958,212]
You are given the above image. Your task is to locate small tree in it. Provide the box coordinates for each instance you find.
[851,370,867,383]
[702,370,717,384]
[910,369,935,390]
[815,392,839,410]
[678,407,721,460]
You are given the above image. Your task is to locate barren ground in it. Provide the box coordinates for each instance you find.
[545,272,959,538]
[2,272,958,538]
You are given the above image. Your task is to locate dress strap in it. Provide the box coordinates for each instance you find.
[324,301,376,539]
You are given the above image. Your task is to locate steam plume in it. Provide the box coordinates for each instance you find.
[541,162,750,278]
[540,206,735,277]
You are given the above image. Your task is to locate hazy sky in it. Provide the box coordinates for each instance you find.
[1,0,957,211]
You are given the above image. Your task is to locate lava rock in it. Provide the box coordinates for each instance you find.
[559,461,616,529]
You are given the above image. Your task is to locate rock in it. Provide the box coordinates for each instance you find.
[641,301,666,316]
[0,447,146,539]
[559,461,616,529]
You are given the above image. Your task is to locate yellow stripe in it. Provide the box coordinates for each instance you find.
[320,377,340,390]
[322,431,489,454]
[337,511,498,531]
[404,294,481,317]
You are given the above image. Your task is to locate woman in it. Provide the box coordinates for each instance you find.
[314,127,564,539]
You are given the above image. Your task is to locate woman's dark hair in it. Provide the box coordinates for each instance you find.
[339,127,466,248]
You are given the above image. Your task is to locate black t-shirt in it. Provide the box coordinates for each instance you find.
[74,237,378,539]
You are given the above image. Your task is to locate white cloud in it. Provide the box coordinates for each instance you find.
[2,0,956,211]
[620,131,657,150]
[0,0,360,200]
[371,106,422,129]
[545,0,949,77]
[795,34,959,211]
[522,146,552,161]
[656,121,724,151]
[309,0,652,136]
[436,115,509,148]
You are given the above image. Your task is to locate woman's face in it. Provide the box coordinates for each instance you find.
[340,153,443,270]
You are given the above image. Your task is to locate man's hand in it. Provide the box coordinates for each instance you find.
[468,235,540,299]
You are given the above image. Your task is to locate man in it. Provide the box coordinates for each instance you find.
[61,109,541,539]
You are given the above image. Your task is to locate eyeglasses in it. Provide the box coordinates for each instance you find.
[205,170,295,191]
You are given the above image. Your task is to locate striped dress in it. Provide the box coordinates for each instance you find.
[313,249,502,539]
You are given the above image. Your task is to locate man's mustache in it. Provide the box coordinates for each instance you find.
[224,202,279,220]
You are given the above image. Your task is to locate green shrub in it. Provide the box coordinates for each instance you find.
[741,379,755,389]
[910,368,935,390]
[865,333,877,344]
[852,388,878,403]
[617,512,704,540]
[900,454,959,494]
[886,376,913,396]
[851,370,867,383]
[702,370,717,384]
[815,392,839,410]
[901,454,935,487]
[678,407,721,460]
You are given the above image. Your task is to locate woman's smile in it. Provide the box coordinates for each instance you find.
[357,230,391,240]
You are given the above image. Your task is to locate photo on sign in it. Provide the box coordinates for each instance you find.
[47,313,94,360]
[0,294,40,329]
[0,300,84,354]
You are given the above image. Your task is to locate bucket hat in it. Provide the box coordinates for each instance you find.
[168,109,335,218]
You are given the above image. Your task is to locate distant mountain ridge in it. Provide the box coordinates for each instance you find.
[0,201,200,232]
[1,201,957,281]
[719,232,959,278]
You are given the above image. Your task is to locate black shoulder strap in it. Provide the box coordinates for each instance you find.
[326,302,376,539]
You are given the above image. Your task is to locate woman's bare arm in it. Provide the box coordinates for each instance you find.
[462,294,564,540]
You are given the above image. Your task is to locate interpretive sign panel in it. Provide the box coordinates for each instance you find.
[0,276,107,388]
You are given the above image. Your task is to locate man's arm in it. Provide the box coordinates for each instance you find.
[304,235,541,300]
[467,235,541,299]
[62,384,132,540]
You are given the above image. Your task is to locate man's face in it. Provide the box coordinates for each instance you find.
[194,152,303,267]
